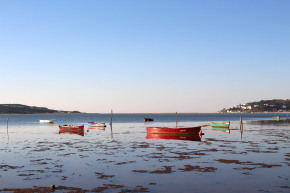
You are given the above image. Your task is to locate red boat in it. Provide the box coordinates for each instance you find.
[58,125,84,136]
[144,118,154,122]
[59,125,84,132]
[146,126,202,136]
[146,134,201,141]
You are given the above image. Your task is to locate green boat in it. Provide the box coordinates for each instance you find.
[273,116,280,120]
[211,121,230,128]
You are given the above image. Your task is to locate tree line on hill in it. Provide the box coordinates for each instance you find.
[0,104,81,114]
[220,99,290,113]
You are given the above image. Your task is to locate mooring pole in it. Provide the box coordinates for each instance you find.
[110,109,113,130]
[240,117,243,138]
[176,112,178,128]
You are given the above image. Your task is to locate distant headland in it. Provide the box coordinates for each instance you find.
[219,99,290,113]
[0,104,81,114]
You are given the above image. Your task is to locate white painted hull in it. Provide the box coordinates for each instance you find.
[40,120,54,123]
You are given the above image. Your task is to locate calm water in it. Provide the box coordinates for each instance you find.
[0,113,289,192]
[0,112,288,126]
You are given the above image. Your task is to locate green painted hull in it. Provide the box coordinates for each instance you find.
[212,124,229,128]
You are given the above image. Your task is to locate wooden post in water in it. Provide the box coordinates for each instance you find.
[240,117,243,138]
[176,112,178,128]
[110,109,113,130]
[110,109,113,138]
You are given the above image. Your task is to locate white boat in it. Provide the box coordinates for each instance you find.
[39,120,54,123]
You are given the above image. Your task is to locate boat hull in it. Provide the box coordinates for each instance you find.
[144,118,154,122]
[59,125,84,131]
[146,126,201,135]
[40,120,54,123]
[58,125,84,136]
[211,121,230,128]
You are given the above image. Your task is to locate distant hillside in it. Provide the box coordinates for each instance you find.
[0,104,81,114]
[220,99,290,113]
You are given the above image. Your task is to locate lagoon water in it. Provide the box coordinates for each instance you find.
[0,113,289,192]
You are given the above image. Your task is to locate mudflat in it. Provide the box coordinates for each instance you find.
[0,118,289,192]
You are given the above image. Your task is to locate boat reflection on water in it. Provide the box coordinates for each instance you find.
[58,128,84,136]
[87,127,105,132]
[210,127,230,134]
[146,134,201,141]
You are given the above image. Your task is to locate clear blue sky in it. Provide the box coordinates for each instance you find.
[1,0,289,113]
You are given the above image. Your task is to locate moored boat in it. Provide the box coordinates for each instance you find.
[59,125,84,132]
[211,121,230,128]
[144,118,154,122]
[146,126,202,136]
[88,122,106,127]
[59,128,84,136]
[273,116,280,120]
[146,133,201,141]
[40,120,54,123]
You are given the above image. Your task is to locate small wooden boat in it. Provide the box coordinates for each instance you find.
[88,122,106,127]
[59,125,84,132]
[144,118,154,122]
[211,121,230,128]
[273,116,280,120]
[59,128,84,136]
[40,120,54,123]
[146,134,201,141]
[146,126,202,135]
